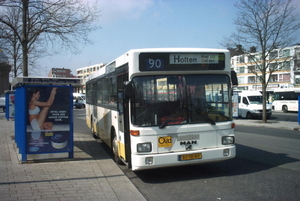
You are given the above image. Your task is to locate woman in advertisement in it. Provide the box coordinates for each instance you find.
[28,87,57,130]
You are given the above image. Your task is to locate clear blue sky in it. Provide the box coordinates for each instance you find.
[38,0,300,77]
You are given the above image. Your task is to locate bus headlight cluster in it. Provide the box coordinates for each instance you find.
[222,136,235,145]
[137,143,152,152]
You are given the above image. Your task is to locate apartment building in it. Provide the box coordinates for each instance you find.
[76,63,106,79]
[48,68,72,77]
[230,44,300,91]
[76,63,106,93]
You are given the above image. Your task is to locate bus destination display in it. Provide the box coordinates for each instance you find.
[139,52,225,71]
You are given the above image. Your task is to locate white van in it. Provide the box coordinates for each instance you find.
[237,91,272,119]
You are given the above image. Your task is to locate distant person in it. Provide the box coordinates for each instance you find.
[28,87,57,130]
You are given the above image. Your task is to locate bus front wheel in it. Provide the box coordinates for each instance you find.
[91,118,99,139]
[282,105,288,113]
[112,132,123,165]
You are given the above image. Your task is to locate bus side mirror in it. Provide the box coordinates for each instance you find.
[124,81,133,99]
[231,70,238,86]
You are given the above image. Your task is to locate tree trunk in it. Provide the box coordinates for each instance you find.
[22,0,28,76]
[262,83,267,123]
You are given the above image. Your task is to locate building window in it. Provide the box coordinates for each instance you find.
[269,51,278,60]
[282,74,290,82]
[255,53,262,61]
[282,49,290,57]
[248,55,255,62]
[239,67,245,73]
[255,64,262,72]
[248,76,255,83]
[279,61,290,70]
[269,63,278,71]
[239,55,245,63]
[295,48,300,59]
[278,74,290,82]
[238,77,245,84]
[248,65,255,73]
[296,60,300,69]
[270,74,277,82]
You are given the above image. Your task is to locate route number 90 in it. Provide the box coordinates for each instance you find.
[147,59,163,69]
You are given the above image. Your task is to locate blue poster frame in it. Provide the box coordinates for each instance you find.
[14,85,74,161]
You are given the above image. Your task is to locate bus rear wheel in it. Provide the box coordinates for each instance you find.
[282,105,288,113]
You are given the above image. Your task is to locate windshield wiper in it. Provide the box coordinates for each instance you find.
[159,103,183,129]
[190,102,216,125]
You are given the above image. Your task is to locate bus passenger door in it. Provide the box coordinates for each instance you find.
[117,73,130,167]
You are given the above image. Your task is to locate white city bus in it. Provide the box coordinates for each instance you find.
[85,48,238,171]
[272,88,300,112]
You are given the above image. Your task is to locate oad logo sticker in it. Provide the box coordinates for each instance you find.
[158,136,172,148]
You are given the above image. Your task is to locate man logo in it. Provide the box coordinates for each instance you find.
[180,141,197,150]
[180,141,197,146]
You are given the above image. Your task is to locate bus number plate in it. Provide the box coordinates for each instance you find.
[179,153,202,161]
[158,136,172,147]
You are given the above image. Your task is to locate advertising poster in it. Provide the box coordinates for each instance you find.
[26,86,71,153]
[8,93,15,119]
[232,91,239,118]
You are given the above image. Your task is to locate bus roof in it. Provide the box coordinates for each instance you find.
[273,88,300,93]
[126,48,229,53]
[87,48,230,82]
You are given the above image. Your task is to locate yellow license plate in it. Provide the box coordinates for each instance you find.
[179,153,202,161]
[158,136,172,147]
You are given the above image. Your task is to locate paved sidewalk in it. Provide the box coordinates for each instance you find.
[0,114,146,201]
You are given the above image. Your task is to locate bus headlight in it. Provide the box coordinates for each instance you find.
[222,136,235,145]
[137,143,152,152]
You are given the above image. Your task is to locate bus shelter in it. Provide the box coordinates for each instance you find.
[11,77,83,162]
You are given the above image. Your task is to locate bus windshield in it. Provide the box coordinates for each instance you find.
[131,74,231,127]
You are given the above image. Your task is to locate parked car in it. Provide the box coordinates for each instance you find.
[0,97,5,112]
[73,93,85,109]
[73,99,84,109]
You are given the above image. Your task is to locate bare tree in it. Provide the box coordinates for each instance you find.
[222,0,300,123]
[0,3,47,77]
[0,0,100,76]
[0,6,23,78]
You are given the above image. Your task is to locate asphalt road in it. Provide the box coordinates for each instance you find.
[119,113,300,201]
[72,109,300,201]
[268,110,298,122]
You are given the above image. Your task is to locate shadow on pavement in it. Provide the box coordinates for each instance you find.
[133,144,299,183]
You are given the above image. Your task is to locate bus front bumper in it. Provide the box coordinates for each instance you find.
[131,146,235,171]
